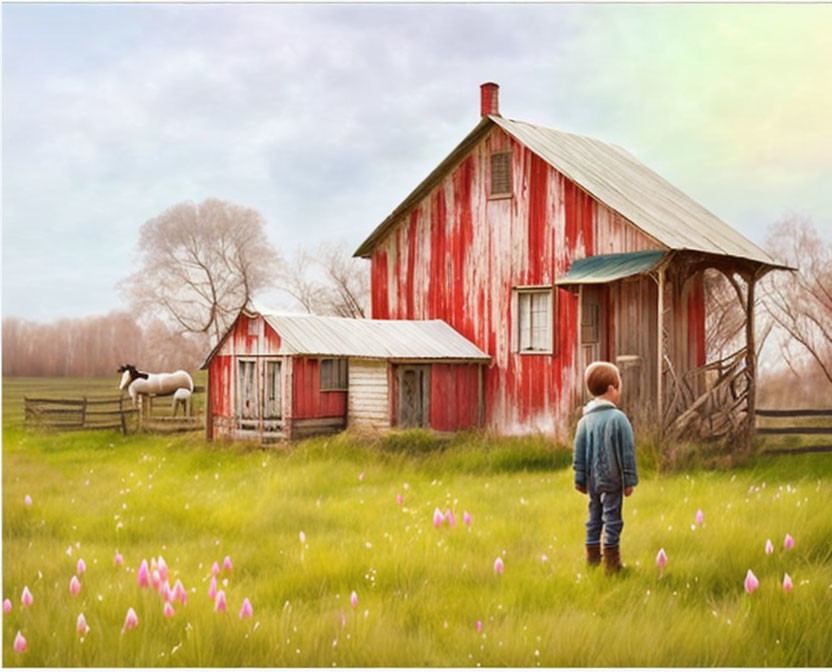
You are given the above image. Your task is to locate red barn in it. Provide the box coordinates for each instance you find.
[355,83,787,440]
[202,307,489,442]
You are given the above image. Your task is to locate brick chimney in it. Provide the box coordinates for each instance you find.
[480,82,500,118]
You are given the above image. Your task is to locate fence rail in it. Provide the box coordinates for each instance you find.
[755,408,832,454]
[25,395,136,434]
[24,393,205,435]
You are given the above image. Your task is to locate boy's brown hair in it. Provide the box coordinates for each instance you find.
[585,361,621,397]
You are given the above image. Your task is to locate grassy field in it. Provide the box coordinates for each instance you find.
[3,378,832,666]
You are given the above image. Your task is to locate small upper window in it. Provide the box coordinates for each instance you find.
[517,289,552,353]
[320,358,348,391]
[490,151,512,197]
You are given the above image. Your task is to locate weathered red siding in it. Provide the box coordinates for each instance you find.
[292,357,348,420]
[209,355,232,419]
[430,364,480,431]
[369,126,668,436]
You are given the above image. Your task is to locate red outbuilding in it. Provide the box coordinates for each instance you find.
[354,83,789,441]
[201,306,489,442]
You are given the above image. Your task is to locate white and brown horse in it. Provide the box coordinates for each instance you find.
[117,364,194,411]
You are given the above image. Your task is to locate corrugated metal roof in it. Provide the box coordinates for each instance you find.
[555,250,667,285]
[355,114,785,269]
[261,312,489,361]
[490,116,778,266]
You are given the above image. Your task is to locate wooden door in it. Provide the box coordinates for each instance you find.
[396,365,430,428]
[580,286,608,402]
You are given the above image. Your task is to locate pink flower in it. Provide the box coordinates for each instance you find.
[123,607,139,631]
[161,581,173,602]
[137,559,150,588]
[744,569,759,594]
[695,509,704,526]
[350,591,359,609]
[114,551,124,567]
[21,586,33,608]
[222,556,233,572]
[783,573,794,593]
[208,576,218,601]
[13,631,27,653]
[211,561,220,576]
[433,508,444,528]
[765,539,774,555]
[463,511,472,527]
[76,613,89,636]
[396,493,404,506]
[476,620,482,633]
[494,557,504,575]
[76,558,86,576]
[445,509,456,527]
[164,601,175,618]
[173,579,187,605]
[784,533,795,550]
[656,548,668,569]
[69,575,82,597]
[239,597,253,619]
[24,494,32,507]
[214,590,227,612]
[3,598,12,613]
[158,556,168,582]
[358,472,365,482]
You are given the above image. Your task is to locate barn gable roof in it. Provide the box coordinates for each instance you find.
[354,115,781,268]
[201,306,490,367]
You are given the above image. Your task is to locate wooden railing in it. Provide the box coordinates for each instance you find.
[24,395,137,434]
[755,408,832,454]
[663,346,750,440]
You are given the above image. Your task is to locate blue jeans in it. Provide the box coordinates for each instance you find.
[585,489,624,548]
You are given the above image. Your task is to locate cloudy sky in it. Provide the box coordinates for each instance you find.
[3,3,831,322]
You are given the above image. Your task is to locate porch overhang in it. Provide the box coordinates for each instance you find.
[555,250,668,286]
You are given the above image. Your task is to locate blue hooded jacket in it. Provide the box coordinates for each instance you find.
[573,400,638,493]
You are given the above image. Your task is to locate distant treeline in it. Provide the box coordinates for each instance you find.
[2,312,209,378]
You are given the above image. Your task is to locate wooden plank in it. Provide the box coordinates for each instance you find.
[757,427,832,436]
[764,444,832,455]
[756,409,832,418]
[24,397,86,405]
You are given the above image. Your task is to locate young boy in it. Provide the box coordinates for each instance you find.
[573,361,638,574]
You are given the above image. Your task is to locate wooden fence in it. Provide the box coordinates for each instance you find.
[755,408,832,454]
[24,390,206,435]
[24,395,137,434]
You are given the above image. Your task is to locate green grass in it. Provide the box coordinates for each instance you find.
[3,378,832,666]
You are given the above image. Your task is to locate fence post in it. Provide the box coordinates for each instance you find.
[119,396,127,435]
[81,397,88,429]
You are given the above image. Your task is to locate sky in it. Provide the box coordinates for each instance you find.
[3,3,831,322]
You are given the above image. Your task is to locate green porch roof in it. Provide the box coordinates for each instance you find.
[556,250,667,285]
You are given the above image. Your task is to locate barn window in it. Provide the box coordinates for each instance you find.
[517,289,553,353]
[582,301,601,344]
[237,359,257,420]
[320,358,348,391]
[490,151,512,198]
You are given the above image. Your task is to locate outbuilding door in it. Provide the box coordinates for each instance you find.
[580,286,609,402]
[396,365,430,428]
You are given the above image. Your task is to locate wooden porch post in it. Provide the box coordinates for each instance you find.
[744,271,758,450]
[656,267,665,430]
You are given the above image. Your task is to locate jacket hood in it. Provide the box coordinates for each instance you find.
[582,399,617,415]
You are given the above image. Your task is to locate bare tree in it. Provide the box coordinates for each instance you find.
[120,198,280,344]
[278,242,369,318]
[760,215,832,388]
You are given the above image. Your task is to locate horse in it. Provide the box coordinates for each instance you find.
[171,388,192,417]
[117,364,194,408]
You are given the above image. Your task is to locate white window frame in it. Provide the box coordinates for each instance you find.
[516,287,554,354]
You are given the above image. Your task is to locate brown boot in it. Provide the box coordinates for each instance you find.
[603,545,622,574]
[586,544,601,567]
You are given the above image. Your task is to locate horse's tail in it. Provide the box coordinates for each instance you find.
[184,371,194,392]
